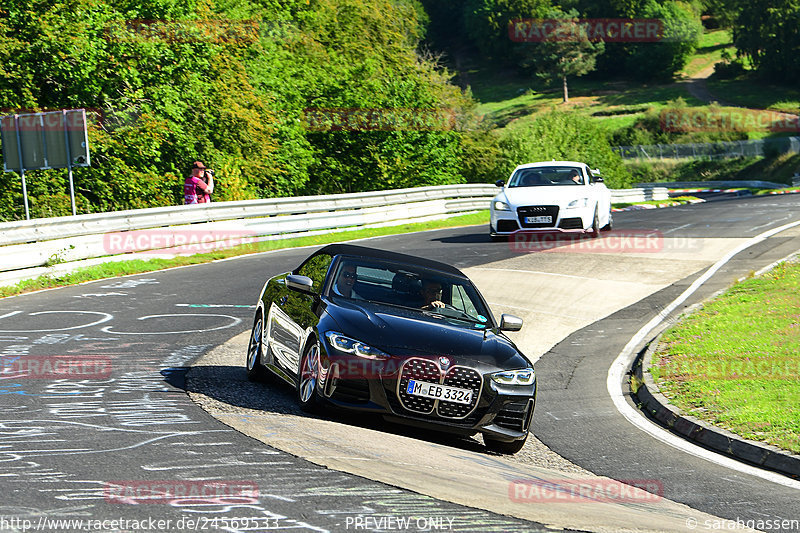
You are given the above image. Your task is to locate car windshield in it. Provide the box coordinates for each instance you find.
[329,258,492,328]
[508,166,584,187]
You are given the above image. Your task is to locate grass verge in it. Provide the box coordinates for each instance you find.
[650,261,800,454]
[612,196,702,209]
[0,211,490,299]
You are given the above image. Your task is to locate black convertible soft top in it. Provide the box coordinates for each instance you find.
[306,243,467,279]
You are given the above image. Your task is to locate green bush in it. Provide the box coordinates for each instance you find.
[714,60,747,80]
[0,0,478,220]
[497,110,632,188]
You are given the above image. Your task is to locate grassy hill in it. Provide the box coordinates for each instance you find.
[450,27,800,186]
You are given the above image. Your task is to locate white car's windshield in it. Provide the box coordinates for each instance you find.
[508,166,584,187]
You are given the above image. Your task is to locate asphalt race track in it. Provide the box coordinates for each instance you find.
[1,193,800,532]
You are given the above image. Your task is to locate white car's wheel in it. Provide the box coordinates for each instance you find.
[602,212,613,231]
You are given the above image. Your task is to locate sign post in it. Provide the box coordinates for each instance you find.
[13,115,30,220]
[1,108,91,220]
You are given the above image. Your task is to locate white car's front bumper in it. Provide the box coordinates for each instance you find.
[490,204,594,235]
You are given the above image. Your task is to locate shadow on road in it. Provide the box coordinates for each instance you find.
[186,363,486,453]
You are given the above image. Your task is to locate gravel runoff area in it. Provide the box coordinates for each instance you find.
[187,330,592,476]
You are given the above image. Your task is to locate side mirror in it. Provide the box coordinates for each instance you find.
[499,314,523,331]
[286,274,315,294]
[495,180,505,187]
[593,176,604,183]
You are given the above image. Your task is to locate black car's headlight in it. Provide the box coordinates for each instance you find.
[325,331,389,360]
[490,368,535,386]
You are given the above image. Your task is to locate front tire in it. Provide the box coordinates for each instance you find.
[484,433,528,454]
[298,338,324,413]
[590,208,600,238]
[602,211,613,231]
[246,313,268,382]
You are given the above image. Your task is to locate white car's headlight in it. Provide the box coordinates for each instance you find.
[325,331,389,360]
[493,200,511,211]
[567,198,589,209]
[490,368,535,386]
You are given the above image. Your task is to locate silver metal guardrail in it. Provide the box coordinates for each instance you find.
[634,180,785,190]
[0,185,496,285]
[609,187,669,203]
[0,184,668,287]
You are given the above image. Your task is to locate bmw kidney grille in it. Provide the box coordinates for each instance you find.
[397,358,482,419]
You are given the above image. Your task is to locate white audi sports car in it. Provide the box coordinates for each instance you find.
[489,161,613,240]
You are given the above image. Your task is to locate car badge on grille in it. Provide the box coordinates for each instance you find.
[438,356,451,370]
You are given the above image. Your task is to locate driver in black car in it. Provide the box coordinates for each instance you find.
[420,280,445,309]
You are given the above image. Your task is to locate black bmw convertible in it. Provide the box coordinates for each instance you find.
[245,244,536,453]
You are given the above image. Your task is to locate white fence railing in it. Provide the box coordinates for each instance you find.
[608,187,669,203]
[634,180,786,190]
[0,184,669,287]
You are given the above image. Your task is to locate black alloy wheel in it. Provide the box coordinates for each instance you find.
[298,338,324,413]
[246,313,268,382]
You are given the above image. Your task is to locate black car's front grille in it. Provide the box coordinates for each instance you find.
[496,219,520,233]
[396,358,483,419]
[517,205,559,228]
[397,358,439,414]
[495,399,535,432]
[437,367,482,418]
[558,217,583,230]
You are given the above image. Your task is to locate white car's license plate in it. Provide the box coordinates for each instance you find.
[525,215,552,224]
[406,379,473,405]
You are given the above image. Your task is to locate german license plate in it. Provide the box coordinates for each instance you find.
[525,216,552,224]
[406,380,473,405]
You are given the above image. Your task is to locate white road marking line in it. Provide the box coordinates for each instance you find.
[175,304,255,308]
[607,218,800,490]
[0,311,113,333]
[661,223,691,235]
[474,267,646,285]
[750,216,792,233]
[101,314,242,335]
[486,301,584,320]
[473,267,589,280]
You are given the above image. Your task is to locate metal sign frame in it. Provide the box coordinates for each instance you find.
[1,109,91,219]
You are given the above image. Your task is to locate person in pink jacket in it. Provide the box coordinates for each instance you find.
[184,161,213,204]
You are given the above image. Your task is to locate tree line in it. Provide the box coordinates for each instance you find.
[1,0,791,220]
